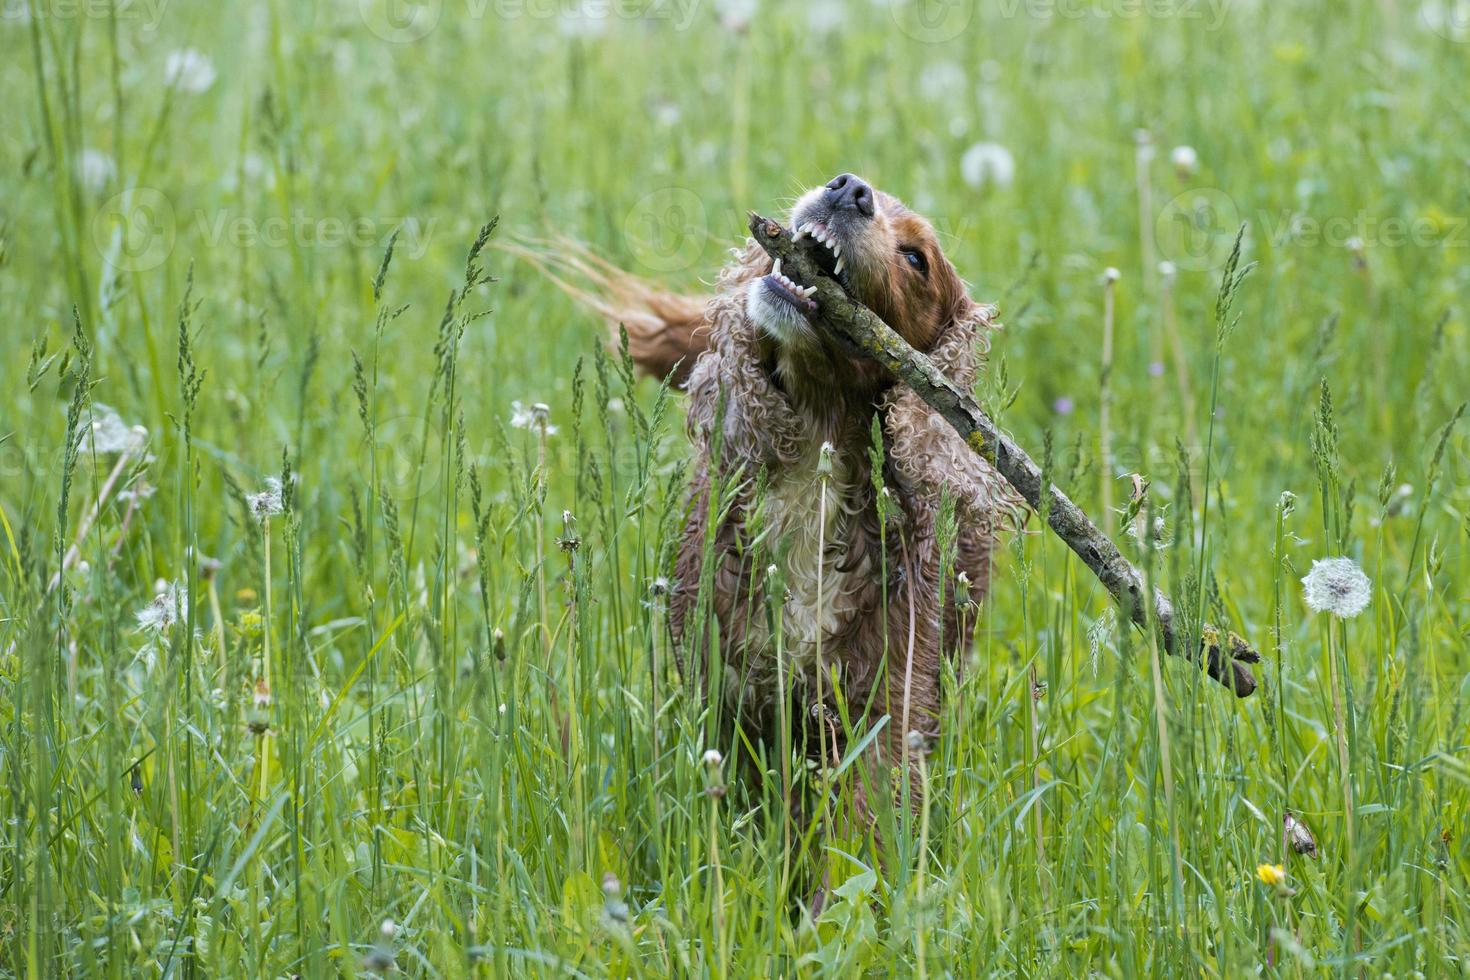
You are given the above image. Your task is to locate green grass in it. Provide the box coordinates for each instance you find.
[3,0,1470,974]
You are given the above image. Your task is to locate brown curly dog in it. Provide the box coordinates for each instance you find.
[541,174,1021,825]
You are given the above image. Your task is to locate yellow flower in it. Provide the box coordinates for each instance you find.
[1256,863,1286,887]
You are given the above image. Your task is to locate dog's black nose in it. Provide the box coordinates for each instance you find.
[824,173,875,218]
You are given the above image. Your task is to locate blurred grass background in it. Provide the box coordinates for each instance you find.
[2,0,1469,974]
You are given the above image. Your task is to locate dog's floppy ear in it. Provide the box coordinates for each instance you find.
[880,299,1025,527]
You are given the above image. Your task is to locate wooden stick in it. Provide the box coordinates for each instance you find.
[748,212,1259,697]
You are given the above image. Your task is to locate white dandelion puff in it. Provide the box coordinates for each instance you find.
[960,141,1015,191]
[1301,556,1372,619]
[136,581,188,633]
[247,477,284,522]
[918,61,966,102]
[164,48,217,93]
[510,400,557,435]
[77,148,116,195]
[83,404,147,455]
[1170,144,1199,178]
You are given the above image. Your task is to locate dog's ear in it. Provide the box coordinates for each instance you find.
[923,296,997,386]
[879,294,1024,528]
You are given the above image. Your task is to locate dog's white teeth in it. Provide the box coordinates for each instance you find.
[834,257,845,275]
[832,242,843,258]
[801,285,816,298]
[772,258,782,277]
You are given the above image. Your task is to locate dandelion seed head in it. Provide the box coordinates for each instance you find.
[960,142,1016,191]
[136,581,187,633]
[83,404,147,455]
[1102,266,1121,284]
[164,48,217,93]
[510,400,557,435]
[77,148,116,195]
[1158,260,1177,281]
[918,61,966,102]
[702,749,723,767]
[1170,144,1199,177]
[247,477,284,522]
[1301,556,1372,619]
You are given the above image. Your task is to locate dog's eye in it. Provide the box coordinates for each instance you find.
[901,247,928,276]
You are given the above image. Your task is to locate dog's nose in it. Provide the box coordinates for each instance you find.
[824,173,875,218]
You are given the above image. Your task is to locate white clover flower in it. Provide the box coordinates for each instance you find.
[164,48,217,93]
[1301,556,1372,619]
[1102,266,1121,284]
[702,749,723,767]
[136,581,188,633]
[247,477,284,522]
[1158,260,1177,281]
[510,400,557,435]
[77,148,116,194]
[83,404,147,455]
[1170,144,1199,177]
[960,142,1015,191]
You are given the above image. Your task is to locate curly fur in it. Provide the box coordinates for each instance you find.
[540,176,1025,820]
